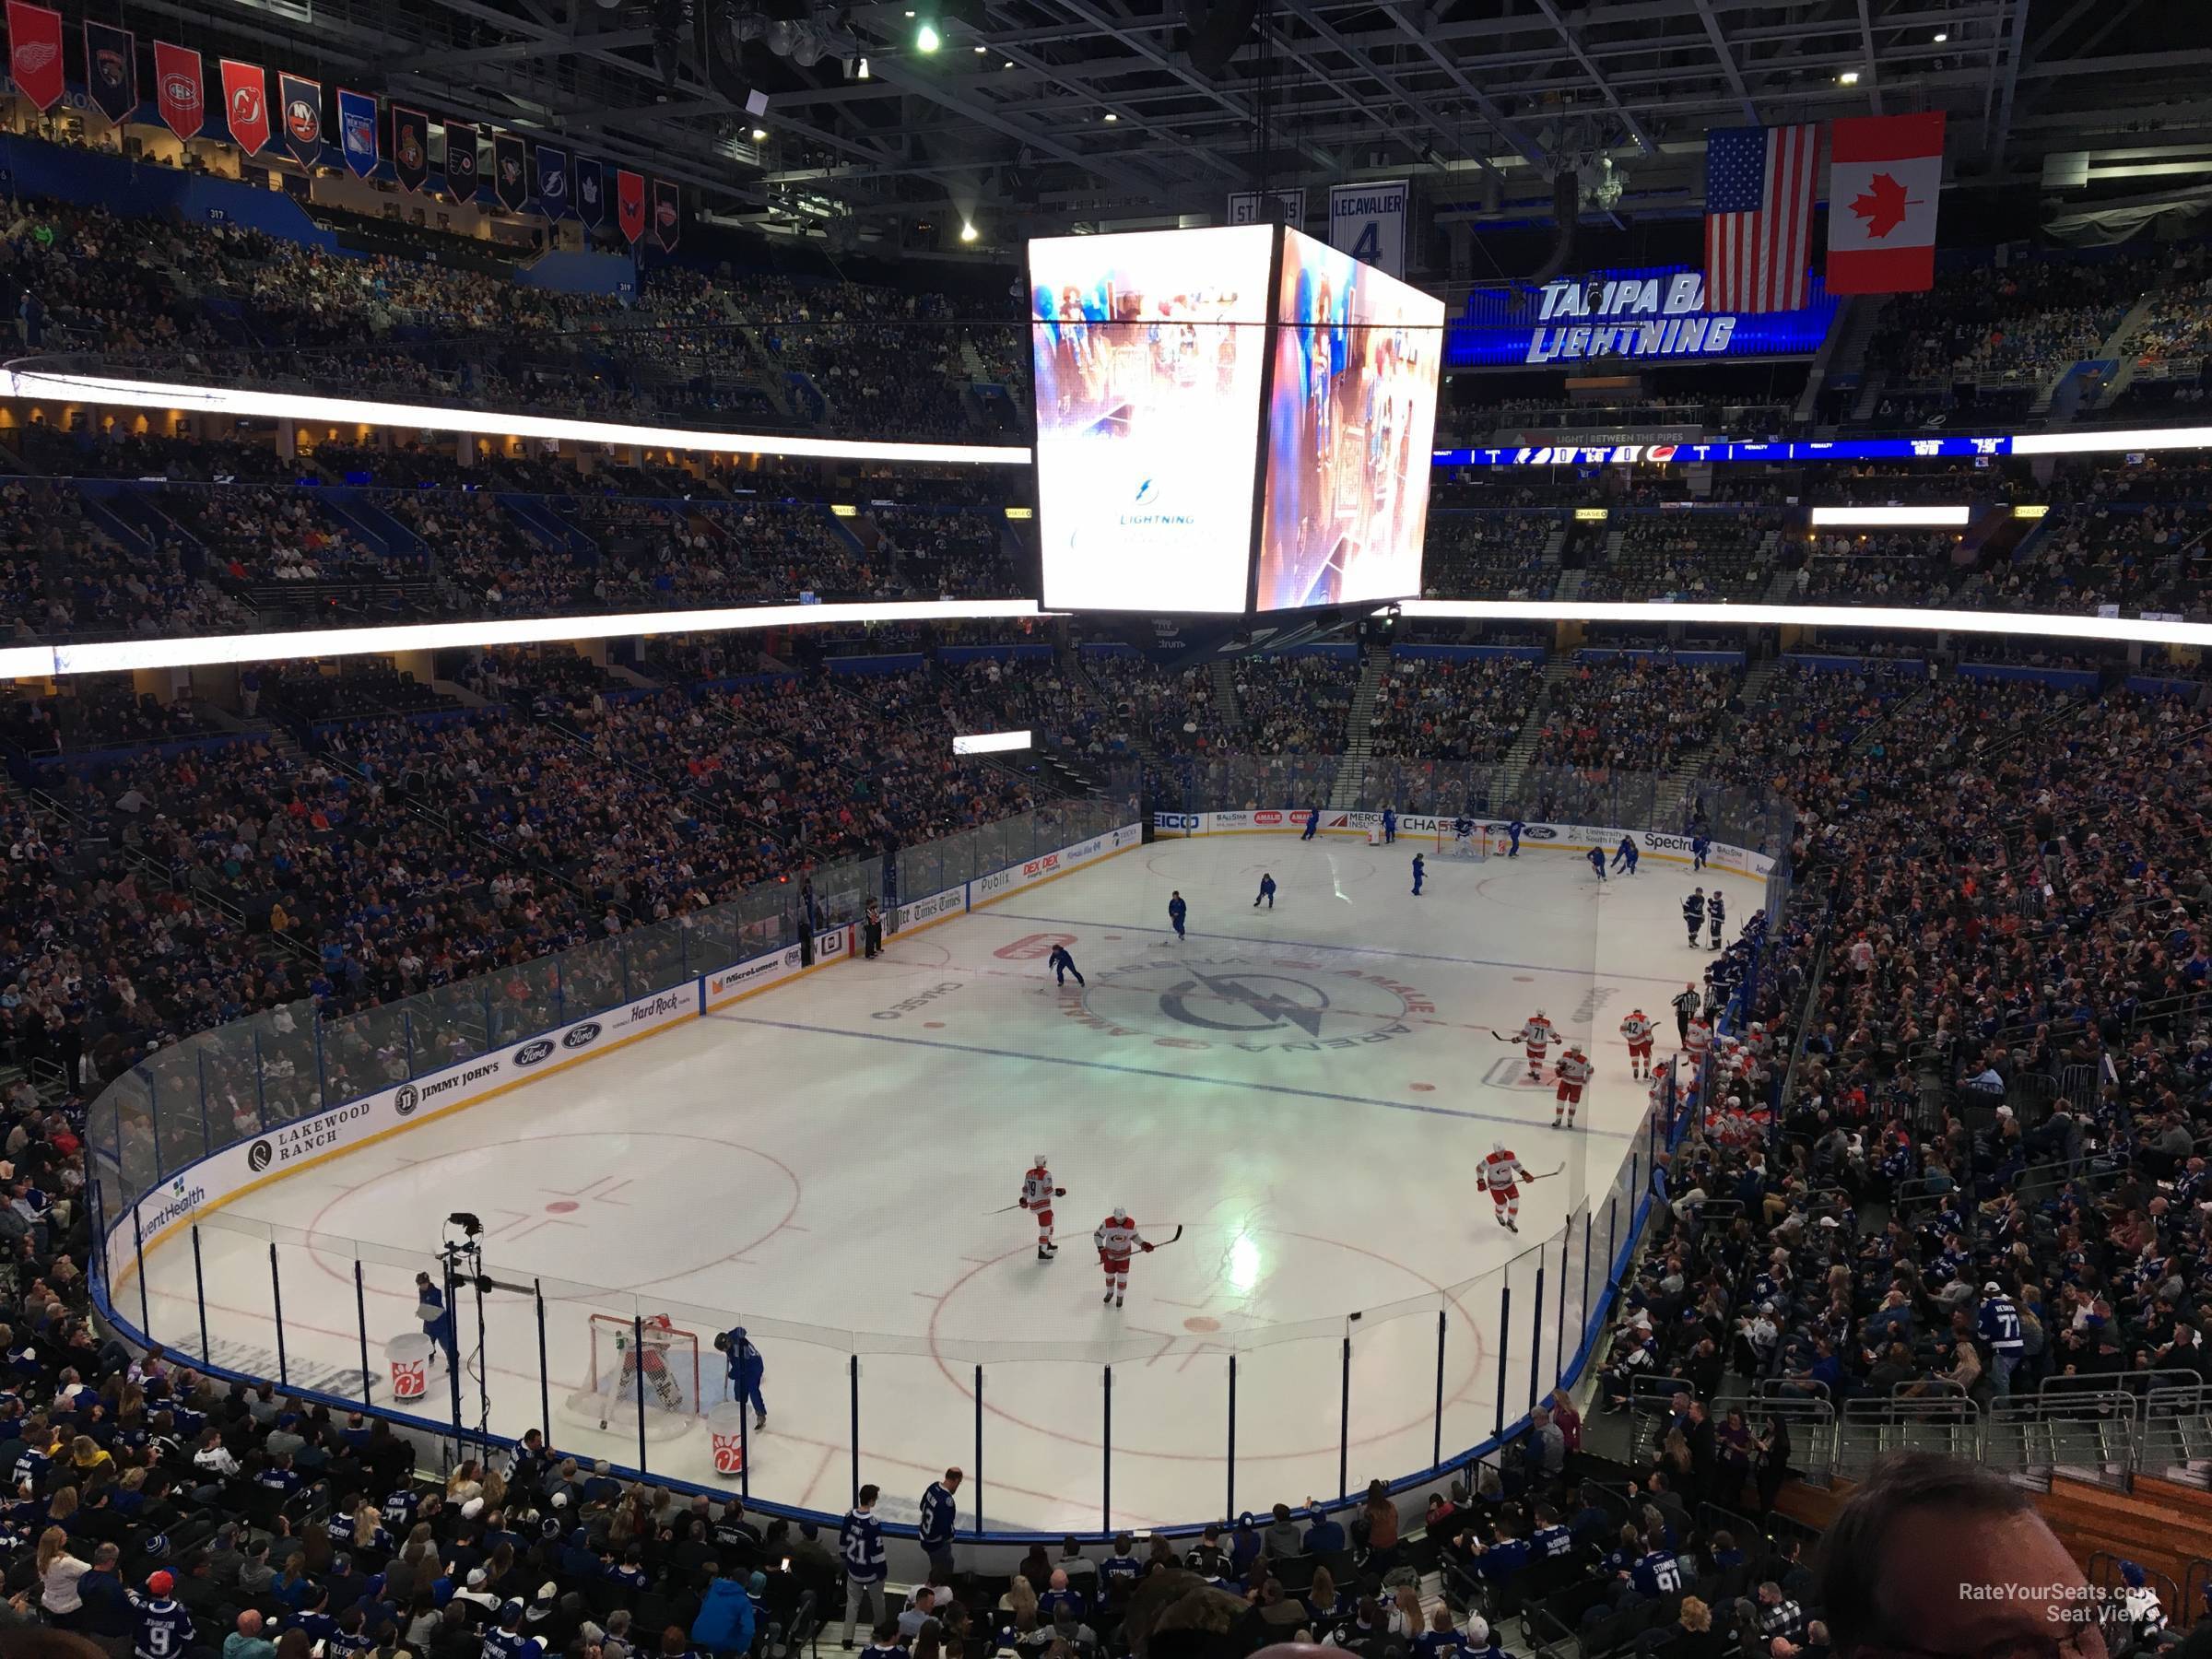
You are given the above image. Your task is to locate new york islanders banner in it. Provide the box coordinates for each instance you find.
[617,169,645,242]
[443,121,479,199]
[82,21,135,126]
[391,106,429,192]
[153,41,203,140]
[219,59,269,156]
[336,87,378,176]
[576,157,605,229]
[278,73,322,166]
[652,178,680,252]
[535,141,571,216]
[493,132,527,211]
[6,1,63,112]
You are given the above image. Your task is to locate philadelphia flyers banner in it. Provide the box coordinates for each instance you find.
[278,73,322,166]
[442,122,479,198]
[82,21,136,126]
[616,169,645,242]
[652,178,680,252]
[219,59,270,156]
[153,41,204,140]
[6,1,65,112]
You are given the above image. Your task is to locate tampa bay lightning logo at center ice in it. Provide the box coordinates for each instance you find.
[1065,952,1429,1050]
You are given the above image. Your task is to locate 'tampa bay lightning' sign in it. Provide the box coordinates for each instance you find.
[1447,265,1838,368]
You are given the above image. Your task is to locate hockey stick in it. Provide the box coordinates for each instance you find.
[1140,1225,1185,1246]
[1522,1164,1566,1182]
[987,1187,1066,1215]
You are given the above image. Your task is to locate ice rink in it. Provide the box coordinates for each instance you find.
[131,831,1733,1533]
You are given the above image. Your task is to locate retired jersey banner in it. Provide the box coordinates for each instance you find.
[82,22,136,126]
[153,41,204,140]
[391,107,429,192]
[6,2,64,112]
[575,156,605,228]
[492,131,527,211]
[278,73,322,166]
[219,60,269,156]
[535,141,570,215]
[336,87,377,176]
[617,169,645,242]
[652,177,680,252]
[1328,180,1408,278]
[442,121,478,198]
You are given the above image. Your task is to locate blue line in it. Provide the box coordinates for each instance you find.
[712,1010,1637,1139]
[980,911,1693,988]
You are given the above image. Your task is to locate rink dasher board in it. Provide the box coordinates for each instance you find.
[1149,809,1777,879]
[105,821,1146,1280]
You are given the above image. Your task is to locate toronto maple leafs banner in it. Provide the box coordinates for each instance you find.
[82,21,136,125]
[391,107,429,192]
[535,142,570,216]
[575,157,605,229]
[442,122,479,199]
[278,73,323,166]
[493,132,527,211]
[336,87,378,176]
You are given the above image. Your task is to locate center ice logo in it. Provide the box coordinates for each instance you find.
[1158,970,1332,1036]
[1069,954,1430,1051]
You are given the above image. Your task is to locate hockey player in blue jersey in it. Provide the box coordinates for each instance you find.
[1505,818,1524,857]
[1301,807,1321,841]
[1707,889,1726,948]
[1611,834,1639,875]
[1167,890,1187,940]
[1253,873,1277,909]
[1411,853,1425,896]
[1586,846,1606,881]
[1381,806,1397,844]
[1683,888,1706,946]
[1691,833,1710,871]
[1047,943,1085,985]
[414,1271,455,1368]
[715,1326,768,1428]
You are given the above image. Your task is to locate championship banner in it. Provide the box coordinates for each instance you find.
[336,87,378,176]
[82,21,136,126]
[391,106,428,192]
[535,141,570,215]
[616,168,645,242]
[1329,179,1407,277]
[219,59,270,156]
[492,131,527,211]
[442,121,478,198]
[652,177,680,252]
[278,73,322,166]
[152,41,204,140]
[5,2,64,113]
[575,156,605,228]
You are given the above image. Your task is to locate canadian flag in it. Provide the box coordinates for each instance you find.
[1826,112,1945,295]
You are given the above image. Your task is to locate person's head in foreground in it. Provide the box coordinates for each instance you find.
[1816,1452,2099,1659]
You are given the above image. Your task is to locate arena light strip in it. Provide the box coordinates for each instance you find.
[951,729,1033,755]
[1806,505,1972,528]
[25,599,1043,677]
[0,369,1034,467]
[1393,599,2212,649]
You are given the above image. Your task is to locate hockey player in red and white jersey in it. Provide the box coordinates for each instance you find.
[1019,1154,1065,1262]
[1498,1010,1558,1082]
[1618,1009,1655,1079]
[1683,1017,1712,1069]
[598,1312,683,1430]
[1476,1143,1528,1231]
[1094,1209,1152,1308]
[1553,1045,1593,1129]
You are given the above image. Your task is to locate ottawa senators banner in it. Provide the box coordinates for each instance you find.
[391,107,429,192]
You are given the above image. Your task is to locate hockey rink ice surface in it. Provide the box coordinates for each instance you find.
[134,835,1739,1533]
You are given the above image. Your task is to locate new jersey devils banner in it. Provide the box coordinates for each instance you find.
[652,177,680,252]
[219,59,270,156]
[6,2,65,112]
[391,106,429,192]
[535,142,570,216]
[492,132,527,211]
[82,21,135,125]
[336,87,377,175]
[153,41,204,140]
[278,73,322,166]
[617,169,645,242]
[442,121,478,197]
[575,157,605,228]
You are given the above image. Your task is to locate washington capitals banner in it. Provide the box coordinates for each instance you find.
[493,132,527,211]
[442,122,478,198]
[576,157,605,228]
[652,177,680,252]
[82,21,135,125]
[219,59,270,156]
[392,106,429,192]
[278,73,322,166]
[6,2,64,112]
[617,169,645,242]
[535,141,570,215]
[152,41,203,140]
[336,87,378,176]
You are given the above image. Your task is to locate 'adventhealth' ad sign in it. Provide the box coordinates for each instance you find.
[1448,266,1837,368]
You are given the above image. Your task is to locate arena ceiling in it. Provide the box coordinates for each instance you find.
[168,0,2212,244]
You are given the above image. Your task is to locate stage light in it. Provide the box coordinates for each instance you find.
[916,22,940,50]
[1839,69,1860,84]
[960,220,979,241]
[1103,112,1117,121]
[1933,29,1948,41]
[751,126,768,141]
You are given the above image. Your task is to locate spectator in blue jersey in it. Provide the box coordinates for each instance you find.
[1301,1503,1347,1554]
[714,1328,767,1430]
[916,1468,961,1579]
[855,1618,903,1659]
[1976,1283,2026,1396]
[1037,1570,1086,1627]
[484,1599,547,1659]
[1096,1535,1142,1606]
[838,1484,887,1648]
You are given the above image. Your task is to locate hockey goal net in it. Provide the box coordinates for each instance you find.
[1435,823,1495,860]
[559,1313,705,1441]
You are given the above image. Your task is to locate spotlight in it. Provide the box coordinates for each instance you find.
[972,42,986,52]
[793,31,823,65]
[916,21,939,50]
[1103,112,1117,121]
[1933,29,1948,40]
[856,55,869,76]
[752,126,769,141]
[960,220,979,242]
[1839,69,1860,84]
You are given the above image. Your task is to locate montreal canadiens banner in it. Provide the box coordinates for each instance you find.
[443,121,478,198]
[278,73,322,166]
[493,132,527,211]
[82,21,135,126]
[576,157,605,228]
[336,87,378,176]
[219,59,270,156]
[153,41,204,141]
[652,177,680,252]
[6,1,64,112]
[391,106,429,192]
[616,169,645,242]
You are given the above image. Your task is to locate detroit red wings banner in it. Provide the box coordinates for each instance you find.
[220,59,271,156]
[616,169,645,243]
[153,41,205,141]
[6,1,65,112]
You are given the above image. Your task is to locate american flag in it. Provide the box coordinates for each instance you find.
[1704,124,1819,313]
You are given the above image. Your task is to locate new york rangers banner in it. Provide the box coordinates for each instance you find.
[153,41,203,140]
[575,156,605,228]
[535,141,570,216]
[278,73,322,166]
[391,106,429,192]
[616,169,645,242]
[82,21,135,126]
[492,132,527,211]
[6,2,64,112]
[336,87,377,176]
[219,59,269,156]
[652,177,680,252]
[442,121,478,198]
